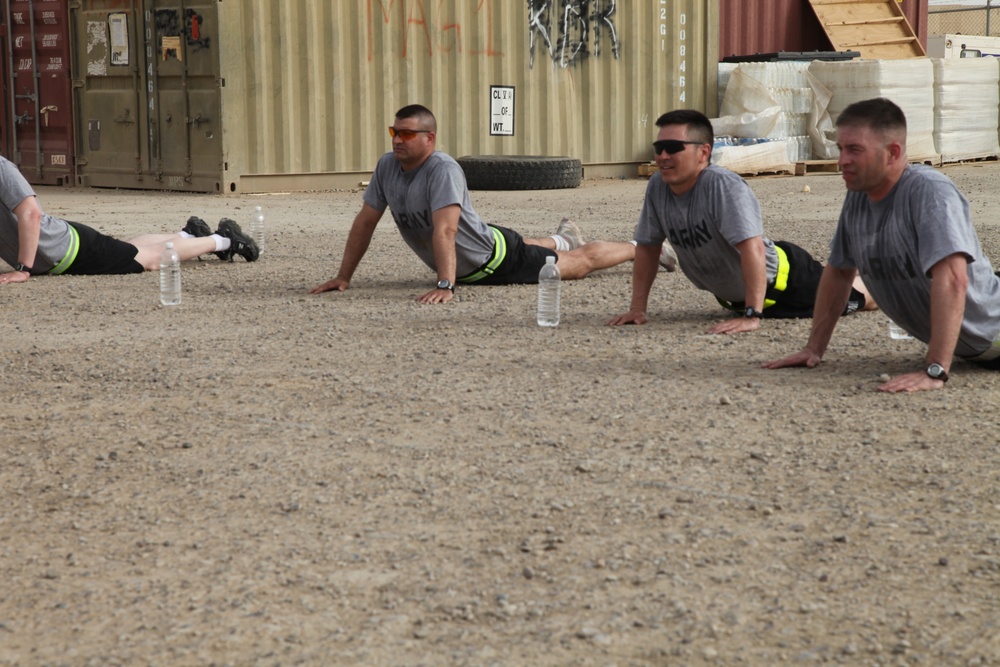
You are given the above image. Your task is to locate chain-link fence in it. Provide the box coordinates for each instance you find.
[929,1,1000,36]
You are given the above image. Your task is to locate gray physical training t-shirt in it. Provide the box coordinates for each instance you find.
[0,156,73,273]
[829,164,1000,359]
[363,151,494,277]
[633,164,778,303]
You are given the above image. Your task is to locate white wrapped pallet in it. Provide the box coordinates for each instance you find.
[932,57,1000,163]
[724,63,814,139]
[718,63,739,112]
[808,59,937,162]
[713,141,794,176]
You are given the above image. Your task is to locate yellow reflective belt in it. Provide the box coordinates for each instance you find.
[718,244,791,311]
[457,226,506,283]
[763,244,790,309]
[47,225,80,275]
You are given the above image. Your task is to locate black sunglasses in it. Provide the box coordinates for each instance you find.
[652,139,705,155]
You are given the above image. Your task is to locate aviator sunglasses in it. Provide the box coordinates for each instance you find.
[389,127,432,141]
[653,139,705,155]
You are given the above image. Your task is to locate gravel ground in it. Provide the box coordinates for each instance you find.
[1,163,999,666]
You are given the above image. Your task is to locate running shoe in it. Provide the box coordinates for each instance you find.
[659,243,678,272]
[555,218,585,250]
[183,216,212,238]
[216,218,260,262]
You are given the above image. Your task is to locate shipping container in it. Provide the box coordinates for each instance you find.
[3,0,75,186]
[719,0,928,61]
[71,0,719,194]
[71,0,222,191]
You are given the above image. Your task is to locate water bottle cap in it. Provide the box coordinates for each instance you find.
[546,255,556,264]
[165,242,174,248]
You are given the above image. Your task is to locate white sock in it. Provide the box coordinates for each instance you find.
[179,231,194,239]
[213,234,231,252]
[551,235,570,252]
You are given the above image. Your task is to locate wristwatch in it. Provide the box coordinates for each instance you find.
[13,262,30,273]
[926,363,949,383]
[436,279,454,292]
[743,307,764,319]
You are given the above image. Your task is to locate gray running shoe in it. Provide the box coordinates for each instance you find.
[555,218,585,250]
[183,216,212,237]
[216,218,260,262]
[659,243,678,272]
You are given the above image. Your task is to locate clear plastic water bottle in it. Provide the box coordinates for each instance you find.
[159,241,181,306]
[537,255,561,327]
[250,205,265,254]
[888,319,913,340]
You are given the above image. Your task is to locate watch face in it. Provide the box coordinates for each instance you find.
[928,363,944,377]
[437,280,452,290]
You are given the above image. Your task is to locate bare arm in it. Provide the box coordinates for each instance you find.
[309,203,383,294]
[416,204,460,304]
[708,236,767,335]
[877,253,967,393]
[763,264,856,369]
[1,196,42,285]
[607,243,660,325]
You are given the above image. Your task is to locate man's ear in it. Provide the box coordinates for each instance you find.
[698,142,713,163]
[886,139,904,163]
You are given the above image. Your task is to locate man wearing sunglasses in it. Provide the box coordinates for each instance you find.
[608,109,875,333]
[766,98,1000,392]
[309,104,636,304]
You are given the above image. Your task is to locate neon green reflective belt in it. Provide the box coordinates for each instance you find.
[763,244,790,308]
[457,226,506,283]
[47,225,80,275]
[717,243,791,311]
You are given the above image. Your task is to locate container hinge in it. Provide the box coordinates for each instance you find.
[187,113,210,128]
[114,110,136,124]
[14,112,33,125]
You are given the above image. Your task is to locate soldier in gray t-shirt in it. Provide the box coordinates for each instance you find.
[0,156,258,284]
[309,104,637,305]
[609,109,874,335]
[766,97,1000,392]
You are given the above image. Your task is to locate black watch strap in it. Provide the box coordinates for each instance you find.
[926,363,949,383]
[13,262,29,273]
[744,307,763,319]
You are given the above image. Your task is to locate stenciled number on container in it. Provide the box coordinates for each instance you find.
[660,3,687,103]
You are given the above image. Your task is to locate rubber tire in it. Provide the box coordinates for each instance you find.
[457,155,582,191]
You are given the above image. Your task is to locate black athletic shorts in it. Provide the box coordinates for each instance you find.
[457,225,556,286]
[722,240,866,319]
[62,221,144,275]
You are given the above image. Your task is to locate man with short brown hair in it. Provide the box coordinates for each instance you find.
[765,97,1000,391]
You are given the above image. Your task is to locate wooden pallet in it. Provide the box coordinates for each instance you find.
[940,154,999,166]
[807,0,925,59]
[637,162,657,177]
[795,160,840,176]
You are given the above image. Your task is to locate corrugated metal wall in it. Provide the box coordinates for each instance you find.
[719,0,928,60]
[218,1,719,194]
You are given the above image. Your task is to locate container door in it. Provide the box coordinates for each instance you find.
[5,0,75,186]
[72,0,221,192]
[146,0,222,191]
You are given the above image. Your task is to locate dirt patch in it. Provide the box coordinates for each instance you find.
[2,164,999,666]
